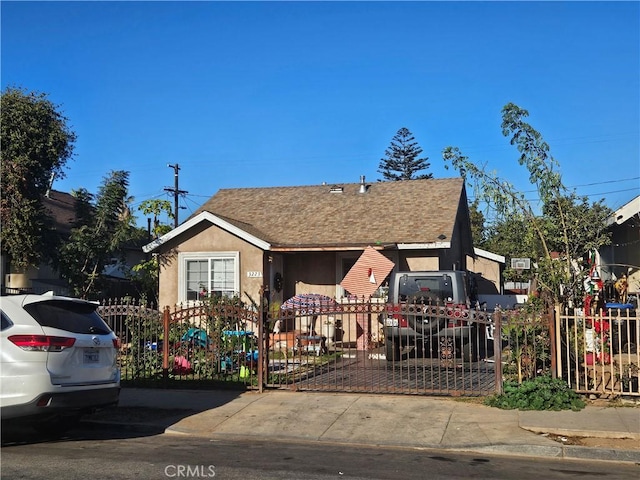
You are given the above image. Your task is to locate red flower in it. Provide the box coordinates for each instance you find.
[594,319,609,334]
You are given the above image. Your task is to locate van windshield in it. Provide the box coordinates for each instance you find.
[398,275,454,304]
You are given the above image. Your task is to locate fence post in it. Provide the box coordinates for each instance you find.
[258,286,265,393]
[548,306,557,379]
[494,309,503,394]
[554,304,562,381]
[162,306,170,383]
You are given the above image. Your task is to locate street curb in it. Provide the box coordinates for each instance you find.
[161,424,640,464]
[457,444,640,463]
[81,419,640,464]
[561,445,640,463]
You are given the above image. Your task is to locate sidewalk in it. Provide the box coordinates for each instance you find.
[87,388,640,463]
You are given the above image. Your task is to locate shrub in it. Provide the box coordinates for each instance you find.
[485,375,586,411]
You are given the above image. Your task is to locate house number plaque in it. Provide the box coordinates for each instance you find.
[246,271,263,278]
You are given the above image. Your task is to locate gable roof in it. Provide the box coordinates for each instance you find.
[144,178,468,253]
[607,195,640,226]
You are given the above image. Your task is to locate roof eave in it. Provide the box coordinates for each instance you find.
[606,195,640,226]
[473,247,506,264]
[143,211,271,253]
[396,242,451,250]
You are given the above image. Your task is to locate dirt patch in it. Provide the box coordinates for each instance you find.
[543,433,640,451]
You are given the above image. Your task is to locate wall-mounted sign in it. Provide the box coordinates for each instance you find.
[246,271,263,278]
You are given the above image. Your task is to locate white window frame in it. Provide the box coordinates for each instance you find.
[178,251,240,303]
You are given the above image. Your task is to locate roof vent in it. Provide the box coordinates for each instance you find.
[359,175,368,194]
[329,186,343,194]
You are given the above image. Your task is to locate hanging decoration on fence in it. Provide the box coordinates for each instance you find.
[583,249,603,317]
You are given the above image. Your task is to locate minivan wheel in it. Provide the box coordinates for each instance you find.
[386,339,400,361]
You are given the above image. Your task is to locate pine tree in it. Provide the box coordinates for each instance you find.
[378,127,432,181]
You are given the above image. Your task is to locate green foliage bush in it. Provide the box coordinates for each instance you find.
[484,375,586,411]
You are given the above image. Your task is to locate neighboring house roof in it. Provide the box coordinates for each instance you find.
[607,195,640,226]
[42,189,78,235]
[144,178,468,253]
[474,247,505,264]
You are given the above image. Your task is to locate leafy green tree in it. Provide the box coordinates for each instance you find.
[469,200,487,248]
[138,199,174,239]
[57,170,143,299]
[443,103,611,306]
[378,127,433,181]
[483,215,539,283]
[130,199,175,304]
[0,87,76,270]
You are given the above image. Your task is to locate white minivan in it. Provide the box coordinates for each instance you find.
[1,292,120,431]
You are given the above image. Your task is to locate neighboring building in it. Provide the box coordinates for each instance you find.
[2,190,77,295]
[598,195,640,298]
[145,177,504,309]
[1,189,147,298]
[467,248,505,295]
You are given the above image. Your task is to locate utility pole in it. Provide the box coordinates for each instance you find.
[165,164,188,228]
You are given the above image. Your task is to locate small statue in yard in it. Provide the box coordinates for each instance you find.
[614,274,628,304]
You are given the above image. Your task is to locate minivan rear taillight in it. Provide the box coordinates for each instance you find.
[8,335,76,352]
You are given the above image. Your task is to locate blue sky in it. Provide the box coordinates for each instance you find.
[2,1,639,227]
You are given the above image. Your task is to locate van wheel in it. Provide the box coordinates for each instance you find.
[386,339,400,361]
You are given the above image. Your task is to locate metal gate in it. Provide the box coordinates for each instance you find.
[265,298,497,396]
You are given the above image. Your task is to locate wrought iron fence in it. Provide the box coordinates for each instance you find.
[98,297,639,398]
[492,308,554,385]
[98,297,261,388]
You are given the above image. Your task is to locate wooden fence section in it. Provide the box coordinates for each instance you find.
[556,306,639,397]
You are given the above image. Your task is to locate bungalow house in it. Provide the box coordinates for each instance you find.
[144,177,503,310]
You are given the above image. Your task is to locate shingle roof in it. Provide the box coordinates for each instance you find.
[42,190,78,235]
[191,178,466,248]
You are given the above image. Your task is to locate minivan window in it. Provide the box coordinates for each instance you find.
[23,300,112,335]
[1,311,13,331]
[398,275,453,304]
